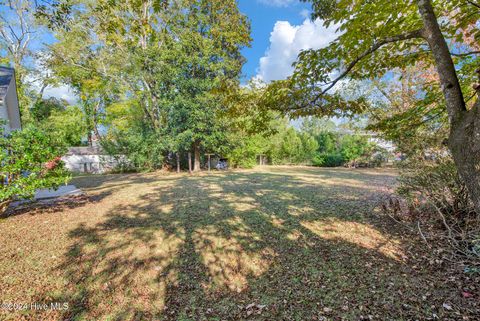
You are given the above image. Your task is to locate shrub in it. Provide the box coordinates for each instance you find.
[394,154,479,264]
[340,134,373,163]
[0,126,70,213]
[369,148,390,167]
[312,153,345,167]
[225,133,268,169]
[397,156,473,218]
[102,127,167,172]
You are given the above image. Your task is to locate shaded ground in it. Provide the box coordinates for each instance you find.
[0,166,477,320]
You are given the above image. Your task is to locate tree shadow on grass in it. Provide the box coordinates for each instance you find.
[54,170,475,320]
[3,192,113,219]
[2,173,164,219]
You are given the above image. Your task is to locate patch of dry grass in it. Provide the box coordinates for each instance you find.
[0,166,478,320]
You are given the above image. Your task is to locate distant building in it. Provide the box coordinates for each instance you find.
[0,66,21,134]
[62,137,127,174]
[368,136,395,152]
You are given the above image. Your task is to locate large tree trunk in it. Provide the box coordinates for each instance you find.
[449,99,480,213]
[417,0,480,213]
[188,152,192,174]
[193,141,201,172]
[176,152,180,173]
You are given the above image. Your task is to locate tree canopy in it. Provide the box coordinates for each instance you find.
[262,0,480,212]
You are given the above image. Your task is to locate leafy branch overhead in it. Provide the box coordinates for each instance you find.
[265,0,479,118]
[263,0,480,214]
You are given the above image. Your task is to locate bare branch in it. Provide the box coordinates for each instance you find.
[417,221,431,247]
[450,50,480,57]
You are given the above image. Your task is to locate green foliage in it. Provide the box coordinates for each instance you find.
[311,129,380,167]
[31,97,66,122]
[42,106,87,147]
[221,83,278,168]
[299,132,319,162]
[225,114,383,168]
[262,0,479,138]
[102,126,168,172]
[264,119,303,165]
[280,127,304,163]
[312,153,344,167]
[340,134,373,163]
[30,0,390,173]
[226,134,268,169]
[0,126,70,205]
[315,131,338,154]
[301,116,337,136]
[29,97,88,147]
[47,0,251,170]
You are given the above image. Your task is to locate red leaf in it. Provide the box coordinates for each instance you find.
[462,291,473,298]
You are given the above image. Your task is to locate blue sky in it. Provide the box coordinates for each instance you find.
[1,0,338,101]
[237,0,338,83]
[238,0,311,80]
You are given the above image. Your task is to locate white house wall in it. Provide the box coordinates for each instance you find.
[62,154,125,174]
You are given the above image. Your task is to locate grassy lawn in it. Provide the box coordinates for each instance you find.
[0,166,476,320]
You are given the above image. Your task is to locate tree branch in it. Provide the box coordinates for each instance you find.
[411,49,480,58]
[291,29,425,110]
[372,79,402,109]
[466,0,480,9]
[450,50,480,57]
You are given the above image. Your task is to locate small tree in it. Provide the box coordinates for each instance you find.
[340,135,372,166]
[0,126,70,213]
[299,132,319,163]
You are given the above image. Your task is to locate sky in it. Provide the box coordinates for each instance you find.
[238,0,338,83]
[5,0,339,102]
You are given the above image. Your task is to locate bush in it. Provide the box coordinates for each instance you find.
[369,148,390,167]
[226,134,267,169]
[340,134,373,163]
[393,154,479,264]
[397,156,473,217]
[102,127,167,172]
[312,153,345,167]
[0,126,70,212]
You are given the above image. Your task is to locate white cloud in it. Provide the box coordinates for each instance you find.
[257,0,295,7]
[43,85,77,104]
[257,19,338,83]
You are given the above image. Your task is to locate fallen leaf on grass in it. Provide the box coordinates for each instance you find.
[442,303,452,310]
[462,291,473,298]
[323,307,332,313]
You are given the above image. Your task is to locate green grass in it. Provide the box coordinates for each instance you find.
[0,166,477,320]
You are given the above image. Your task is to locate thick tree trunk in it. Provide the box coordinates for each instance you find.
[188,152,192,174]
[176,152,180,173]
[417,0,480,213]
[449,99,480,213]
[87,131,93,147]
[193,141,201,172]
